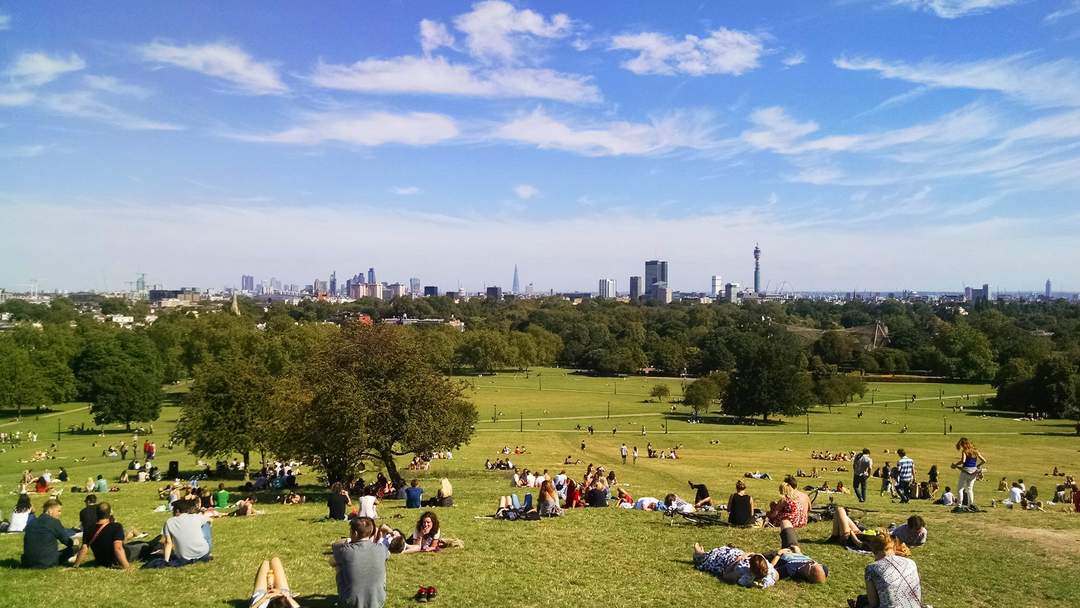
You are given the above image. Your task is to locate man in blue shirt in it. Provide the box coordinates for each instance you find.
[404,479,423,509]
[22,499,75,568]
[895,449,915,503]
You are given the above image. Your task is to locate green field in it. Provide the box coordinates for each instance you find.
[1,369,1078,608]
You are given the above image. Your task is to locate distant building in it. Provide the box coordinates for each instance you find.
[241,275,255,292]
[964,286,974,302]
[651,285,672,304]
[385,283,406,300]
[329,271,337,296]
[598,278,616,299]
[753,244,761,294]
[710,275,723,297]
[973,283,991,304]
[512,265,520,295]
[409,278,421,295]
[1046,279,1052,299]
[367,267,376,285]
[724,282,740,304]
[486,286,503,301]
[423,285,439,297]
[645,259,668,290]
[629,276,642,302]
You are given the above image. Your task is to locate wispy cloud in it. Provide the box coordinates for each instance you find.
[782,52,806,68]
[41,91,183,130]
[0,13,11,31]
[892,0,1021,19]
[493,108,726,156]
[310,55,599,103]
[420,19,456,55]
[392,186,423,195]
[610,28,765,76]
[452,0,573,63]
[1044,1,1080,23]
[3,51,84,88]
[138,41,287,95]
[228,111,458,146]
[513,184,539,199]
[835,54,1080,108]
[82,75,151,99]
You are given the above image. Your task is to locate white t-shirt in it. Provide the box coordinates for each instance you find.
[8,510,30,532]
[163,513,211,560]
[1009,487,1023,503]
[941,491,954,505]
[554,474,567,488]
[634,497,659,510]
[358,495,378,519]
[511,474,520,487]
[526,473,535,487]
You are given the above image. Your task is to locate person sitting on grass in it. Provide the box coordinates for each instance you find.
[215,484,231,510]
[727,481,755,527]
[249,556,300,608]
[94,474,109,493]
[3,493,35,533]
[765,546,829,584]
[332,517,388,608]
[538,480,563,517]
[615,487,634,507]
[782,476,811,527]
[79,494,99,535]
[937,486,955,506]
[585,480,609,508]
[21,498,74,568]
[847,531,919,608]
[766,484,800,528]
[890,515,927,547]
[691,543,778,588]
[405,479,423,509]
[73,502,149,570]
[688,481,713,509]
[144,499,212,568]
[423,478,453,508]
[829,505,874,550]
[327,482,351,521]
[564,479,584,509]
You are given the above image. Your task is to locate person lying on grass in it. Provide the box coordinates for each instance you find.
[250,556,300,608]
[688,481,712,509]
[764,546,829,584]
[692,543,779,588]
[662,493,695,514]
[829,505,875,550]
[73,502,150,570]
[889,515,927,547]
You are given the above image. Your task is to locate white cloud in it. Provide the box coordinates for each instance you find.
[392,186,423,195]
[310,55,599,103]
[835,54,1080,108]
[514,184,539,199]
[0,13,10,31]
[741,107,819,152]
[82,75,151,98]
[782,52,806,67]
[41,91,184,130]
[610,28,765,76]
[420,20,456,55]
[893,0,1020,18]
[3,51,85,88]
[493,108,724,156]
[1044,1,1080,23]
[138,41,287,95]
[452,0,572,63]
[229,111,458,146]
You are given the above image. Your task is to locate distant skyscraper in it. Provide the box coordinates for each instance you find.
[753,244,761,294]
[645,260,668,288]
[724,282,740,304]
[367,267,376,285]
[710,275,722,297]
[329,271,337,296]
[629,276,642,302]
[598,278,616,299]
[1045,279,1052,299]
[423,285,439,297]
[241,274,255,291]
[409,278,421,295]
[486,286,503,301]
[512,265,520,294]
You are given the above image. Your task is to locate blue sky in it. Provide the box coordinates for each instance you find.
[2,0,1079,294]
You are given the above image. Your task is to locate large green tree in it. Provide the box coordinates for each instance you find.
[0,336,50,416]
[724,328,813,420]
[270,324,477,484]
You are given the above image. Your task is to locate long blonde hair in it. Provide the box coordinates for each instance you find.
[867,530,911,557]
[438,478,453,498]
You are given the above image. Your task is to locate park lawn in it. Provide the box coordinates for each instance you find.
[0,370,1078,608]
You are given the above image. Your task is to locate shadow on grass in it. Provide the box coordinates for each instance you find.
[0,558,22,569]
[227,594,338,608]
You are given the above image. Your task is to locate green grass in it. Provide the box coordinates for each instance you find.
[0,368,1078,608]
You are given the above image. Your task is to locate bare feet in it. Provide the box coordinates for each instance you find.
[693,543,705,556]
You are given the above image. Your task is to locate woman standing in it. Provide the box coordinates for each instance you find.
[951,437,987,508]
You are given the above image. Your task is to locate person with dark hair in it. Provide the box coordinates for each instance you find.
[727,481,754,527]
[148,499,211,568]
[21,499,74,568]
[853,449,873,503]
[404,480,423,509]
[691,543,778,588]
[766,545,829,584]
[73,502,149,569]
[79,494,99,533]
[894,449,915,503]
[327,482,351,521]
[332,516,388,608]
[406,511,441,552]
[250,556,300,608]
[688,481,713,509]
[4,493,35,533]
[890,515,927,547]
[215,484,231,510]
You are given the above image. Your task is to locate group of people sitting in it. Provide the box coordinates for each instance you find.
[485,458,515,470]
[811,450,855,462]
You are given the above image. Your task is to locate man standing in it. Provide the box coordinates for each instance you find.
[332,517,388,608]
[22,499,74,568]
[895,449,915,503]
[853,448,873,503]
[620,443,628,465]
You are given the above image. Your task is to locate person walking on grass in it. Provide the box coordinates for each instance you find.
[620,443,628,465]
[952,437,987,509]
[895,450,915,504]
[853,448,873,503]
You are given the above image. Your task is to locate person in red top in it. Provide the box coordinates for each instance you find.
[767,483,807,528]
[564,479,583,508]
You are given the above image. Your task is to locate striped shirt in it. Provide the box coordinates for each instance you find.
[896,456,914,482]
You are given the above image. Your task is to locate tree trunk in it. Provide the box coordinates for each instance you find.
[380,449,404,488]
[242,450,250,470]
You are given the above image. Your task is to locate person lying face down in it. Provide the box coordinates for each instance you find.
[691,543,778,589]
[765,546,829,584]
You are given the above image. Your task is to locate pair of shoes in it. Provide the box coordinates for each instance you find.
[415,587,438,602]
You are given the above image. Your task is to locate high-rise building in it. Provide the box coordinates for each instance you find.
[724,282,740,304]
[645,260,668,288]
[964,286,974,302]
[409,278,421,295]
[329,271,337,296]
[753,244,761,294]
[598,278,616,299]
[486,286,503,301]
[241,275,255,292]
[1045,279,1052,299]
[710,275,723,297]
[367,267,376,285]
[423,285,439,297]
[512,265,520,295]
[629,276,642,302]
[386,283,406,300]
[973,283,991,304]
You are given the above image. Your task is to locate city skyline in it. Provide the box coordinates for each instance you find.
[2,2,1079,292]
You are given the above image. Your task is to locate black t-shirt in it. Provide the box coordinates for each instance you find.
[585,488,608,508]
[728,494,753,526]
[327,493,348,520]
[79,506,98,533]
[692,484,710,502]
[87,521,125,567]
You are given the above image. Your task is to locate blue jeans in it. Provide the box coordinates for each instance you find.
[853,475,867,503]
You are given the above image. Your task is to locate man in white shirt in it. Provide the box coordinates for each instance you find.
[358,494,378,520]
[161,500,211,565]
